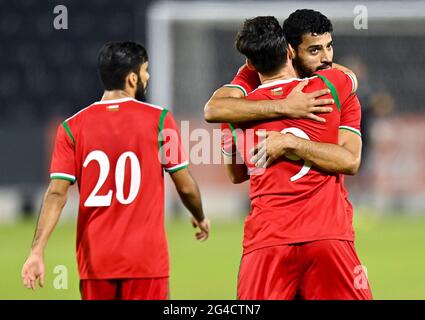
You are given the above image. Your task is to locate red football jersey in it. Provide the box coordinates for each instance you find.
[226,64,361,134]
[50,97,188,279]
[228,69,361,254]
[224,65,261,96]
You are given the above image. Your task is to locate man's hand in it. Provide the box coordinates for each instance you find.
[22,253,45,290]
[251,129,363,175]
[280,80,334,123]
[204,80,334,123]
[250,131,297,168]
[191,217,211,241]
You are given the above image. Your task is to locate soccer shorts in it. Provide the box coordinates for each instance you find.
[80,277,169,300]
[237,240,372,300]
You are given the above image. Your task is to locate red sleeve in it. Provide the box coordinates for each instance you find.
[50,122,77,183]
[315,69,354,109]
[221,123,236,156]
[160,111,189,173]
[225,65,261,96]
[339,94,362,137]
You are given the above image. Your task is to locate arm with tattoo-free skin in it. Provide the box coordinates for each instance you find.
[251,129,362,175]
[249,65,362,175]
[204,80,334,123]
[214,64,361,180]
[222,151,250,184]
[169,168,210,240]
[21,179,70,290]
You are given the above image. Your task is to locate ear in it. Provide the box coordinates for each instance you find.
[288,44,296,60]
[127,72,138,89]
[245,59,256,71]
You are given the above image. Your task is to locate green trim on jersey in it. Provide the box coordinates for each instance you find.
[51,174,76,184]
[224,84,248,97]
[339,126,362,137]
[158,108,169,163]
[228,123,238,148]
[166,162,189,173]
[62,121,75,145]
[315,73,341,112]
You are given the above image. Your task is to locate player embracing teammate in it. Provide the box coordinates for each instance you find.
[207,12,372,300]
[21,9,372,301]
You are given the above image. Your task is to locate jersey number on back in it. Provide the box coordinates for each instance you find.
[83,150,141,207]
[281,127,312,182]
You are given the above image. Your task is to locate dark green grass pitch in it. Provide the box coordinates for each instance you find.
[1,212,424,299]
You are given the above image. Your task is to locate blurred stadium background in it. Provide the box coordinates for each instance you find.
[1,0,425,299]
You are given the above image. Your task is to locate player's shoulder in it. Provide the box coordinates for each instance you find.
[128,99,167,112]
[65,98,167,123]
[64,101,99,124]
[314,68,348,84]
[315,68,356,97]
[248,78,313,98]
[98,98,167,112]
[126,100,173,123]
[246,86,273,100]
[315,68,345,77]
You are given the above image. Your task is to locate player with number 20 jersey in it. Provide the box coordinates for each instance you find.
[51,97,186,280]
[22,41,209,300]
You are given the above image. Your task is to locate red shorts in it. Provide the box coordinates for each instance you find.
[80,278,169,300]
[238,240,372,300]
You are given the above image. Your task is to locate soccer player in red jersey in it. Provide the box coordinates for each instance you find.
[21,41,210,300]
[206,9,362,178]
[222,17,372,300]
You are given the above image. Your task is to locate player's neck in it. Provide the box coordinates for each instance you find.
[101,90,134,101]
[260,64,298,85]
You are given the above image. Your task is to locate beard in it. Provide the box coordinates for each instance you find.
[294,57,332,78]
[135,79,148,102]
[315,62,332,71]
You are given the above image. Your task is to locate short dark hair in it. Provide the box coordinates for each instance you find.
[97,41,148,90]
[283,9,333,48]
[235,16,288,76]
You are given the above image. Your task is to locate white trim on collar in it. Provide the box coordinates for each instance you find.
[93,97,134,104]
[257,76,317,89]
